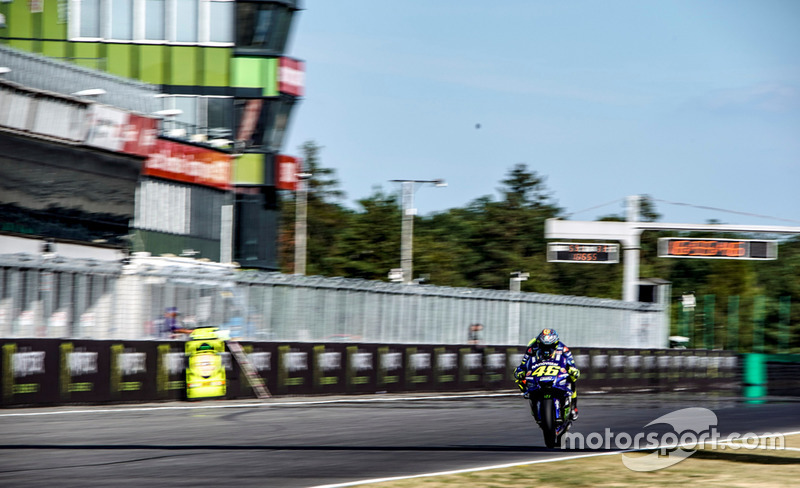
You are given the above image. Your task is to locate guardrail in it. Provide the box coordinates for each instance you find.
[1,338,739,407]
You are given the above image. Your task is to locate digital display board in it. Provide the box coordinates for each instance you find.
[658,238,778,260]
[547,243,619,264]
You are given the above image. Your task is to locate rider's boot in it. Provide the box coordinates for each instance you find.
[571,397,579,420]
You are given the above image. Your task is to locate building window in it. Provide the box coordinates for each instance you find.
[175,0,199,42]
[232,96,294,151]
[110,0,134,40]
[160,95,233,143]
[173,96,198,134]
[79,0,102,38]
[70,0,234,45]
[269,97,293,150]
[236,2,293,54]
[145,0,166,40]
[209,0,234,43]
[207,97,233,139]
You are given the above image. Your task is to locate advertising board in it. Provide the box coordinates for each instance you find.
[143,139,232,190]
[110,342,156,402]
[1,340,60,405]
[278,57,305,97]
[345,345,376,393]
[84,105,158,157]
[275,154,299,191]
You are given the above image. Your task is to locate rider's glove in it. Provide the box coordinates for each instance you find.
[514,370,525,381]
[568,367,580,381]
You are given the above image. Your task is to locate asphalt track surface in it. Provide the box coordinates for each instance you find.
[1,392,799,487]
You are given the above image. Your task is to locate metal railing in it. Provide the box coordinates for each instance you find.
[0,45,159,115]
[0,252,668,347]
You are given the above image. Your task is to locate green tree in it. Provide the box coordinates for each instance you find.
[414,208,477,287]
[755,237,800,352]
[418,164,562,290]
[333,187,401,280]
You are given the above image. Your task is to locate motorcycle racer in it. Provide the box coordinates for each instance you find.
[514,328,581,420]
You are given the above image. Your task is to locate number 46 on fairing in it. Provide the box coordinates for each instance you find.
[529,364,563,377]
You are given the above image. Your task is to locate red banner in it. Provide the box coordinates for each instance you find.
[275,155,300,191]
[84,105,158,157]
[143,139,232,190]
[279,57,305,97]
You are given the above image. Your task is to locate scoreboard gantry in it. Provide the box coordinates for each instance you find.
[547,242,620,263]
[657,238,778,260]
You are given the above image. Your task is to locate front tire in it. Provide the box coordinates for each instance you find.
[540,400,558,448]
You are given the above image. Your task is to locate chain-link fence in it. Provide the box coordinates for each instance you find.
[0,252,668,347]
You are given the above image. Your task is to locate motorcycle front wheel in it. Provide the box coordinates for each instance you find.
[539,399,558,448]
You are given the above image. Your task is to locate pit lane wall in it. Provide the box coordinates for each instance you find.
[0,339,741,407]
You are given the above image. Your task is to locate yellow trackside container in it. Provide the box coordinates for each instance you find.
[185,327,226,400]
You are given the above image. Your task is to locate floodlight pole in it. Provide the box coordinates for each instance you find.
[624,195,641,302]
[391,179,446,284]
[508,271,529,344]
[294,170,312,275]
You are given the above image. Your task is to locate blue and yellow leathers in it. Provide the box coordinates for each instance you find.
[514,338,580,413]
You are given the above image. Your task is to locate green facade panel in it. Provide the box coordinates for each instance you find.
[263,58,278,97]
[7,0,33,39]
[106,44,135,79]
[170,46,199,86]
[72,42,103,70]
[8,39,35,52]
[231,57,278,97]
[203,47,231,87]
[42,0,66,39]
[231,57,262,88]
[234,153,265,185]
[139,44,167,84]
[41,41,68,59]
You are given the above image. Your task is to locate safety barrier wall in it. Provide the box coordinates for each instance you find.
[0,338,739,407]
[764,354,800,396]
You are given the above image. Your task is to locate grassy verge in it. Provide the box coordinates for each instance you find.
[358,434,800,488]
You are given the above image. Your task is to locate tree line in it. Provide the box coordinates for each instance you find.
[278,141,799,352]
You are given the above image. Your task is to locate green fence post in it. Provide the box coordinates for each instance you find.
[743,353,767,403]
[779,296,791,354]
[704,295,715,350]
[753,295,765,354]
[728,296,739,353]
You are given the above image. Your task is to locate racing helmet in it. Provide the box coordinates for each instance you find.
[536,328,559,358]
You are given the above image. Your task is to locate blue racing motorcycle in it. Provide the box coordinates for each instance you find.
[521,356,575,448]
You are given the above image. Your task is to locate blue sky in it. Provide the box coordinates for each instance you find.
[283,0,800,226]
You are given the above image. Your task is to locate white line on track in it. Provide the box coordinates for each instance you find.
[0,392,517,418]
[308,430,800,488]
[308,451,629,488]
